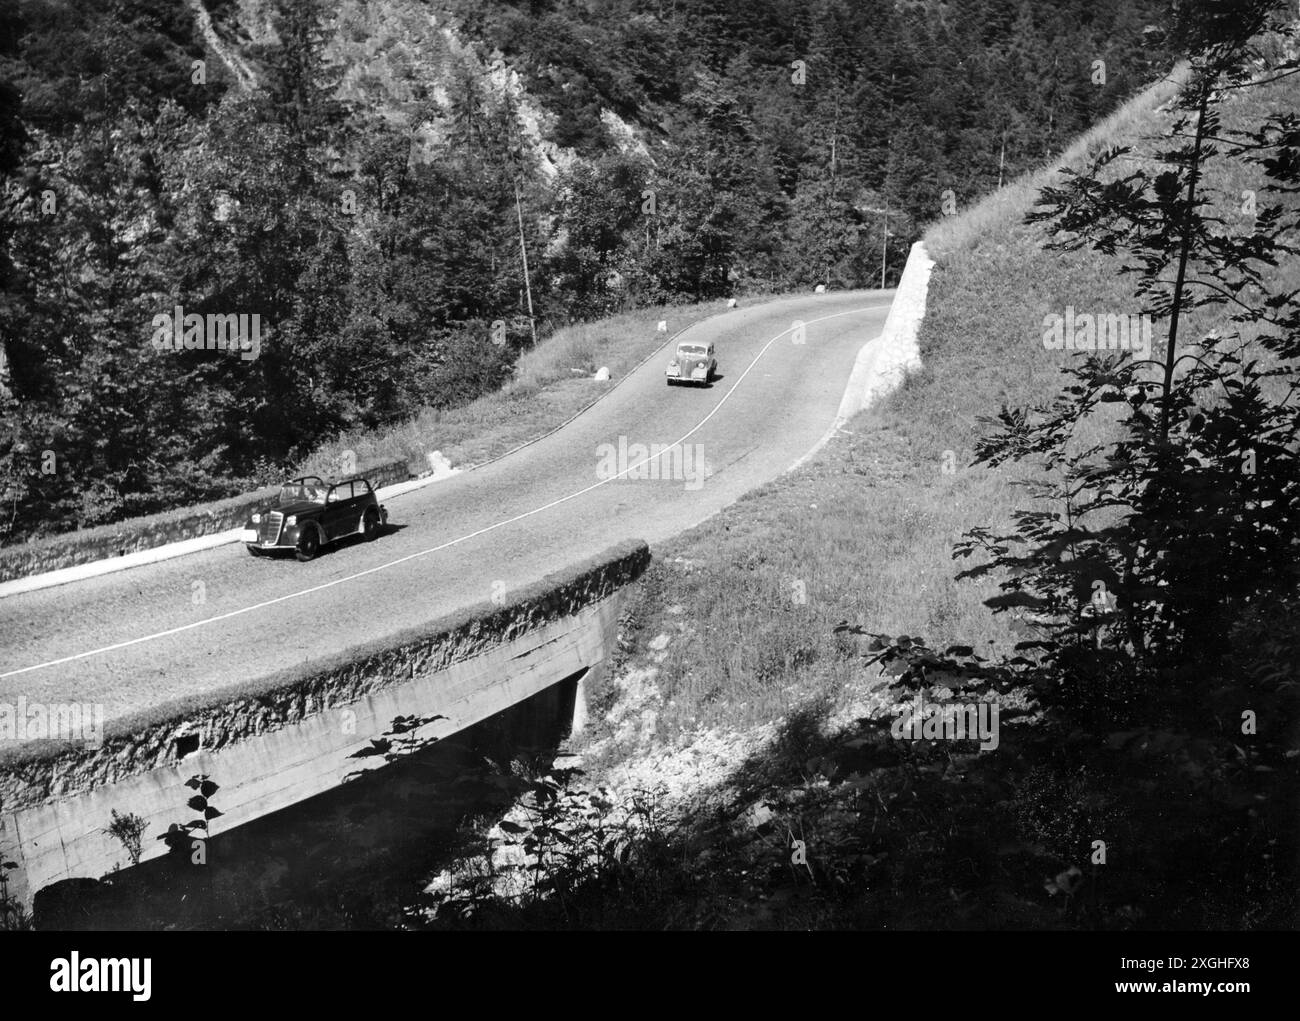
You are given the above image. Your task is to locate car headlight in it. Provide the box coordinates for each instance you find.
[285,515,297,526]
[252,513,261,523]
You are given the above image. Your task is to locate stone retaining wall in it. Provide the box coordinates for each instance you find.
[835,242,933,422]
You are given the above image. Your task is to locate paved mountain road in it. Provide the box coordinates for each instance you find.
[0,290,892,720]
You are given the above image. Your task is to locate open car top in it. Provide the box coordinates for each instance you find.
[278,476,328,504]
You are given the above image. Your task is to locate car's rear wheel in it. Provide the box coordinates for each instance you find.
[360,506,380,541]
[295,526,321,562]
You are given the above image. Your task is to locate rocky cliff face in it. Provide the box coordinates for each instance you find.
[206,0,648,176]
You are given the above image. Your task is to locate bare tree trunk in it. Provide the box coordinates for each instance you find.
[1159,83,1211,443]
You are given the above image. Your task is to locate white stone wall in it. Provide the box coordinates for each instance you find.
[835,241,933,423]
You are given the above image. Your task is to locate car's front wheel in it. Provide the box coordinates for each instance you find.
[247,545,263,558]
[360,506,380,541]
[295,526,321,562]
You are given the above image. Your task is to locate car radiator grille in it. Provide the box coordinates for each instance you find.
[259,512,283,544]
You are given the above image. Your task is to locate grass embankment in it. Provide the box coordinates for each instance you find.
[607,71,1212,741]
[407,66,1299,930]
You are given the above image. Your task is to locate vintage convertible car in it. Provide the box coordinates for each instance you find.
[666,340,717,386]
[242,475,387,561]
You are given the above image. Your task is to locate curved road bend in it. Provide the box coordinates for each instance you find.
[0,290,894,720]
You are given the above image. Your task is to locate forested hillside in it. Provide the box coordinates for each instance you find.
[0,0,1174,540]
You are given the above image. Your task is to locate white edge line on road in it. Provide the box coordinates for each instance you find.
[1,304,890,680]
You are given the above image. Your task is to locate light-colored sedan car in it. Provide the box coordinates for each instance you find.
[666,341,717,386]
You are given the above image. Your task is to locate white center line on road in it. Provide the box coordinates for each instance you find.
[1,304,889,679]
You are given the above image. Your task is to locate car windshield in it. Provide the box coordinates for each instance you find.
[279,483,326,504]
[678,345,708,357]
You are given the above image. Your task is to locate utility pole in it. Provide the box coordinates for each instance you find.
[829,95,841,196]
[879,73,896,289]
[880,208,889,289]
[514,180,537,348]
[856,204,891,289]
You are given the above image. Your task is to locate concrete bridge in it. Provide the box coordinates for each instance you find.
[0,540,649,918]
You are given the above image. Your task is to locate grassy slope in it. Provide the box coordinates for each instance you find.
[478,65,1300,930]
[602,61,1300,743]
